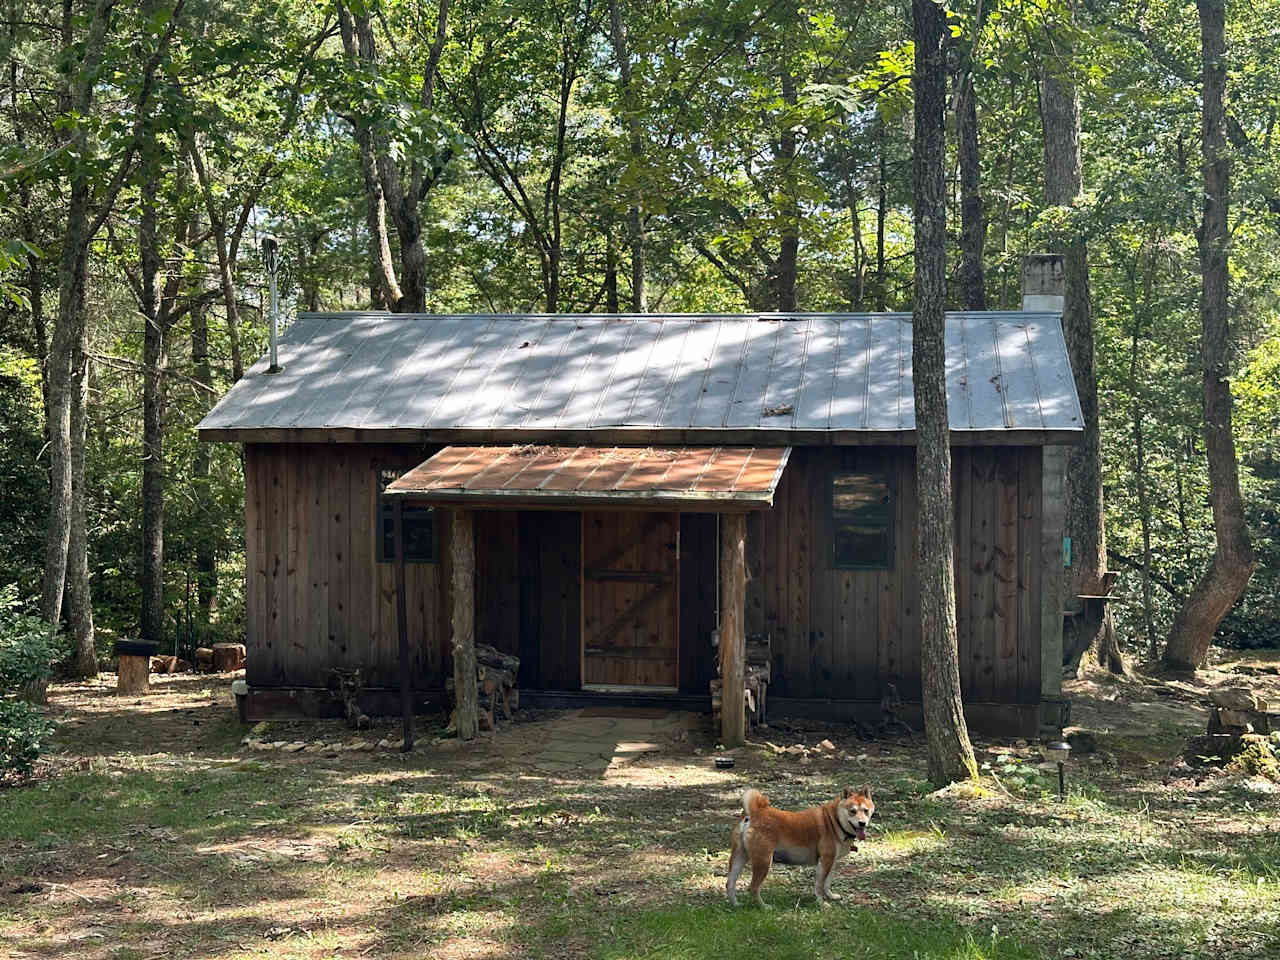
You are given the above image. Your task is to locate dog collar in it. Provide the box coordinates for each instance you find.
[834,817,857,844]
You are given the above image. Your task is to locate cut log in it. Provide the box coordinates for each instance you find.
[150,654,188,674]
[212,643,247,672]
[118,655,150,695]
[475,644,520,675]
[195,647,215,672]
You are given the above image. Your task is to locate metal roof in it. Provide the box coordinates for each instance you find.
[383,445,791,511]
[198,312,1083,441]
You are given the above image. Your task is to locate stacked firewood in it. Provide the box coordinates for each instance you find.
[711,636,771,732]
[447,644,520,732]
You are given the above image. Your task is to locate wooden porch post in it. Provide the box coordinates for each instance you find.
[393,499,413,751]
[719,513,746,746]
[451,507,479,741]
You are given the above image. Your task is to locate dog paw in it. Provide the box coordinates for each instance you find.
[825,892,842,901]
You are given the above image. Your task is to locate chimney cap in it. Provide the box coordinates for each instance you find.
[1022,253,1065,312]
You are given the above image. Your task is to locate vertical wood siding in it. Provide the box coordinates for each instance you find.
[758,446,1041,705]
[244,443,446,690]
[243,443,1041,705]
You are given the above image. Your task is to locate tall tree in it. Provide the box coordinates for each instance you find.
[605,0,646,312]
[42,0,181,671]
[950,7,986,309]
[1040,3,1119,675]
[335,0,452,313]
[912,0,978,788]
[1163,0,1256,670]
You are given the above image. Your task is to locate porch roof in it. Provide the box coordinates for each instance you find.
[382,444,791,511]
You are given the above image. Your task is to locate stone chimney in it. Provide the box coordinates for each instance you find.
[1021,254,1065,312]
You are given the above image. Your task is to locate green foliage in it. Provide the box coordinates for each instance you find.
[0,585,61,776]
[0,349,46,597]
[0,585,65,693]
[0,699,54,776]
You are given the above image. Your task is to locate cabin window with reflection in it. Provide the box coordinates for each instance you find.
[376,469,437,563]
[831,472,892,569]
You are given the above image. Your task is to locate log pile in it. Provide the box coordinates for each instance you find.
[447,644,520,732]
[149,655,190,674]
[712,636,771,732]
[329,667,372,730]
[212,643,247,672]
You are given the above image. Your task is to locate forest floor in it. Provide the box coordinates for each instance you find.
[1,653,1278,960]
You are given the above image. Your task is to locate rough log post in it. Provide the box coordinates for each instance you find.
[451,507,479,741]
[394,499,413,750]
[719,513,746,747]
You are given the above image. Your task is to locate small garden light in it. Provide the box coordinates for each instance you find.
[1045,739,1071,801]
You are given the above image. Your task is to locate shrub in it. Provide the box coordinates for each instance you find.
[0,585,66,700]
[0,699,54,776]
[0,585,62,778]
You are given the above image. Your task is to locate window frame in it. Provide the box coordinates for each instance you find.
[375,467,438,565]
[830,468,894,571]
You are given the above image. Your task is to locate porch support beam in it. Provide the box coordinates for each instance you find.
[719,513,747,746]
[393,499,413,751]
[450,507,479,741]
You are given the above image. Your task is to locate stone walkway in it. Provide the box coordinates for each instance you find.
[507,709,701,777]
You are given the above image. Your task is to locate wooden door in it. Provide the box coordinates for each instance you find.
[582,511,679,689]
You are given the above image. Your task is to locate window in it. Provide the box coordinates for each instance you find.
[377,469,437,563]
[832,471,892,569]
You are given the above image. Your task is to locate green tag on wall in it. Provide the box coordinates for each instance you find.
[1063,537,1072,567]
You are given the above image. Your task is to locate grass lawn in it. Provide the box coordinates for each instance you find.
[1,669,1278,959]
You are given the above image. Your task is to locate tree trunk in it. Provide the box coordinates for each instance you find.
[605,229,620,313]
[1164,0,1256,670]
[774,22,800,313]
[954,62,986,309]
[139,172,166,648]
[41,179,88,627]
[606,0,646,312]
[913,0,978,788]
[66,338,95,676]
[190,298,217,616]
[1041,20,1117,676]
[876,112,888,311]
[1128,262,1156,659]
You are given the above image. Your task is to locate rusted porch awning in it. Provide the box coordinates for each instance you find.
[383,445,791,511]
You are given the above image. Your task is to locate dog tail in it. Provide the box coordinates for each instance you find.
[741,788,768,818]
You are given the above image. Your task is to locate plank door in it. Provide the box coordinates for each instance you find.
[582,511,679,689]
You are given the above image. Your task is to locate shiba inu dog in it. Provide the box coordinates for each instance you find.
[726,786,874,907]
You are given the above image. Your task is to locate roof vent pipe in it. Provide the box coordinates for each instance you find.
[1021,253,1066,313]
[262,236,282,374]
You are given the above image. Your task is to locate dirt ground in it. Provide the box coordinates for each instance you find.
[1,654,1278,959]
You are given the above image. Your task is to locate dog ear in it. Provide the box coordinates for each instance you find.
[860,785,872,800]
[841,786,852,799]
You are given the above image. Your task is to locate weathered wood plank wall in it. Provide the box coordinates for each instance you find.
[244,443,1041,707]
[244,443,447,690]
[758,446,1041,705]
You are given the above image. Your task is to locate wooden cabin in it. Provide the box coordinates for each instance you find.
[199,308,1079,737]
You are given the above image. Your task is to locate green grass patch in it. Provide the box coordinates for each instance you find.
[588,903,1039,960]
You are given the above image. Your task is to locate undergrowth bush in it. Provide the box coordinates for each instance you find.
[0,585,62,776]
[0,699,54,776]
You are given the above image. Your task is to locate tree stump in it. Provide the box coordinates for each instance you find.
[212,643,246,672]
[116,641,157,695]
[118,655,150,695]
